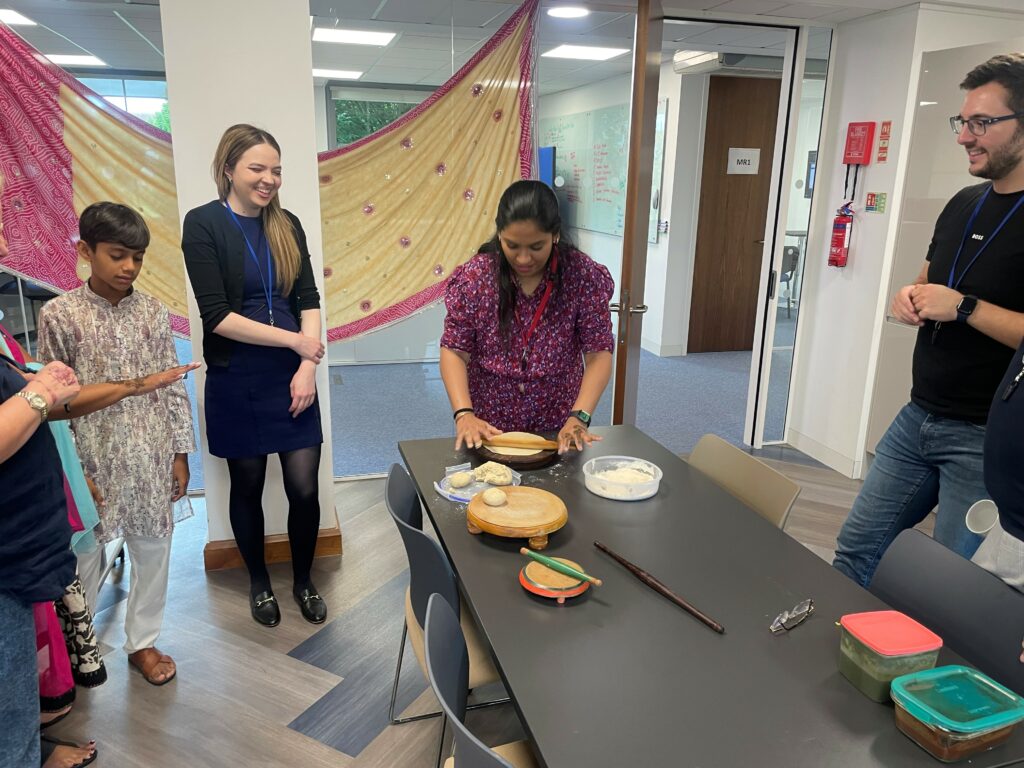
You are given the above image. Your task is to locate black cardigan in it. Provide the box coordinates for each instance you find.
[181,199,321,368]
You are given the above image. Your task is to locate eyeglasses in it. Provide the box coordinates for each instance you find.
[770,598,814,634]
[949,112,1024,136]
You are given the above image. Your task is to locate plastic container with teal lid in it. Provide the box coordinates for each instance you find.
[838,610,942,702]
[890,665,1024,762]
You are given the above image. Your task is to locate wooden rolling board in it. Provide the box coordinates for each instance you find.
[520,557,590,604]
[475,431,558,470]
[466,486,567,550]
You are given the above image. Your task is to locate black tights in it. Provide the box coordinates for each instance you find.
[226,445,321,597]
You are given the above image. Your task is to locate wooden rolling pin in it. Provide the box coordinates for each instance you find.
[483,434,559,451]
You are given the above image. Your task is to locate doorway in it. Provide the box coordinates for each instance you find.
[623,21,831,454]
[688,75,781,353]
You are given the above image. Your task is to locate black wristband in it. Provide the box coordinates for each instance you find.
[453,407,475,421]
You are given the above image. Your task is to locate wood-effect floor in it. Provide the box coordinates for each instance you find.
[44,454,935,767]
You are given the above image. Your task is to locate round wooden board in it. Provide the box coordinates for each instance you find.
[520,557,589,604]
[475,431,558,470]
[467,486,567,550]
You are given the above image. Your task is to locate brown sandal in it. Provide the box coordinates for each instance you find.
[128,647,176,686]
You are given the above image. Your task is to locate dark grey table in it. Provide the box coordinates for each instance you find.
[400,426,1024,767]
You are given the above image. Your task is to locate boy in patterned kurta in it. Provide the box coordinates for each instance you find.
[38,202,195,686]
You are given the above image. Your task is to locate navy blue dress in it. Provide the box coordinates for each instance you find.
[204,213,323,459]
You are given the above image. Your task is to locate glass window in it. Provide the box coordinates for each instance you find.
[75,76,170,132]
[334,99,416,145]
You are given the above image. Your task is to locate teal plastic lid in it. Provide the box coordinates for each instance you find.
[891,665,1024,735]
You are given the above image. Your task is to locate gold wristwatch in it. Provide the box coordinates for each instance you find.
[14,389,49,422]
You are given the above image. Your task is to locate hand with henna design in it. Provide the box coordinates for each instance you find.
[557,415,601,454]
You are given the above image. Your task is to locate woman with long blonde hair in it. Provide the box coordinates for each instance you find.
[182,124,328,627]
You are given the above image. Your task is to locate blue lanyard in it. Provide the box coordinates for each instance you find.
[224,204,275,326]
[947,185,1024,289]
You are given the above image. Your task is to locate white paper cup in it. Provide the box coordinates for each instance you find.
[966,499,999,535]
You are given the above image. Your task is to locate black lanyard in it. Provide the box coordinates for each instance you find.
[224,204,276,326]
[947,185,1024,289]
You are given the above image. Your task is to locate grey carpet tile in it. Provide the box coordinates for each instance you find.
[288,569,429,756]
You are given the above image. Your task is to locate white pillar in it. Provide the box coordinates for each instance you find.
[161,0,339,561]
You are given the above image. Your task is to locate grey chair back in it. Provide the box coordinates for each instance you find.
[870,529,1024,695]
[386,464,460,629]
[425,594,515,768]
[387,461,423,529]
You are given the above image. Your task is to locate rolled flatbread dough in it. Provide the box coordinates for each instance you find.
[488,431,544,457]
[474,461,513,486]
[482,488,507,506]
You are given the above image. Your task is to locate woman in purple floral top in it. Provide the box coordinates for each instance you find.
[441,180,615,454]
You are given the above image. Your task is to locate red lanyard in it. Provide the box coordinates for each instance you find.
[520,251,558,370]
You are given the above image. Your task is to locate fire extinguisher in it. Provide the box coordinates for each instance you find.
[829,202,854,268]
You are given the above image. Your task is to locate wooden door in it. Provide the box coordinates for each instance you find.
[688,76,780,353]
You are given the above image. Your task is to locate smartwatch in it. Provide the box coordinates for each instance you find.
[956,294,978,324]
[569,409,591,427]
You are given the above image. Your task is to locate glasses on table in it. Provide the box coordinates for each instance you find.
[770,598,814,634]
[949,112,1024,136]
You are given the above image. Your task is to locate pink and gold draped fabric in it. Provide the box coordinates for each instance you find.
[0,24,187,332]
[317,0,537,340]
[0,0,538,340]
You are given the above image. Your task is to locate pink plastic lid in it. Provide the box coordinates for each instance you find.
[840,610,942,657]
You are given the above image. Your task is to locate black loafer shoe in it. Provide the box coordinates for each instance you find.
[294,587,327,624]
[250,590,280,627]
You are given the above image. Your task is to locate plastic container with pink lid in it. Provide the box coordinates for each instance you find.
[838,610,943,702]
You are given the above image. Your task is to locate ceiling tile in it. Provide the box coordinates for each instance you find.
[761,4,845,19]
[703,0,790,13]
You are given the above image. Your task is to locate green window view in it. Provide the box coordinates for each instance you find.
[334,99,414,145]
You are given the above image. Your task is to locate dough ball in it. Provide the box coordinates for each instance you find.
[449,471,473,489]
[474,461,513,486]
[482,488,507,506]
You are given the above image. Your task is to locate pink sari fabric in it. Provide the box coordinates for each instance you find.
[35,601,75,710]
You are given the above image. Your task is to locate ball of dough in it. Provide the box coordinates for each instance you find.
[482,488,507,506]
[449,471,473,489]
[474,461,513,486]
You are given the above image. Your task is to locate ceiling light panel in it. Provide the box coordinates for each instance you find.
[541,44,629,61]
[312,28,396,46]
[0,9,35,25]
[547,7,590,18]
[45,54,107,67]
[312,68,363,79]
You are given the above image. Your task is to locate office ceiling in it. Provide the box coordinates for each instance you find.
[0,0,1015,94]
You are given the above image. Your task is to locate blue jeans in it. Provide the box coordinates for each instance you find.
[833,402,986,587]
[0,590,39,768]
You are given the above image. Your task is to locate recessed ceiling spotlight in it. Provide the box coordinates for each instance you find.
[45,54,107,67]
[312,28,395,46]
[0,9,35,25]
[542,44,628,61]
[312,69,363,80]
[547,6,589,18]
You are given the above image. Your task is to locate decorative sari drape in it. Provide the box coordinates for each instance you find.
[0,0,538,341]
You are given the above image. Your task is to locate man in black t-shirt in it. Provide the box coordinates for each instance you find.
[834,54,1024,587]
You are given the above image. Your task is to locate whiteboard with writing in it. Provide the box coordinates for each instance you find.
[539,104,629,237]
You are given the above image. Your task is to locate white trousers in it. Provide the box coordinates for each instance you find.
[971,519,1024,593]
[78,535,173,654]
